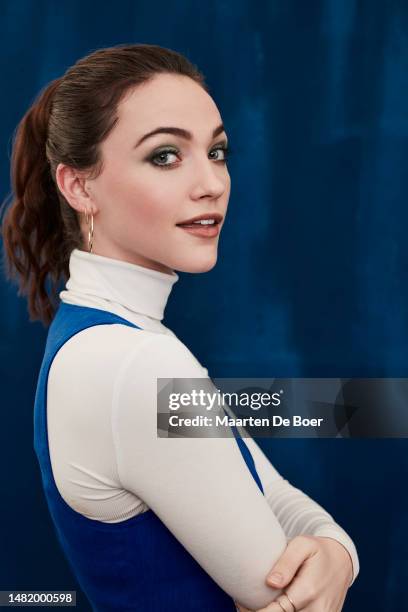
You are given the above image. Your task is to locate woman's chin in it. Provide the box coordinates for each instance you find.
[175,252,218,274]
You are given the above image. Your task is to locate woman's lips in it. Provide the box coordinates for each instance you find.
[176,223,220,238]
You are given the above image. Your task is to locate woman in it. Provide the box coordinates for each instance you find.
[1,44,358,611]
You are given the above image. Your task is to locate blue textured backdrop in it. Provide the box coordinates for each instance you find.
[1,1,407,610]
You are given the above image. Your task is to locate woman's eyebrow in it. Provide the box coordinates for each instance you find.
[134,123,226,148]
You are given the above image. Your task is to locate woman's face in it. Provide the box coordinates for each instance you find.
[65,73,231,275]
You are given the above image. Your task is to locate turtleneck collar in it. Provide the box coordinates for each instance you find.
[59,249,179,322]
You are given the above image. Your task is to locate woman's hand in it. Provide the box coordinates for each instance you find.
[234,534,353,611]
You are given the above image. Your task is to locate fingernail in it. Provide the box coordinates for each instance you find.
[268,572,283,584]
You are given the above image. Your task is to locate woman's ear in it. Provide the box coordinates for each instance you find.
[55,162,96,214]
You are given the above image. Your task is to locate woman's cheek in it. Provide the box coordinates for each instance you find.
[140,195,175,228]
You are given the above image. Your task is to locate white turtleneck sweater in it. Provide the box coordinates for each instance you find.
[47,248,359,609]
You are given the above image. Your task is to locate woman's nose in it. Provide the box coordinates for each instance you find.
[190,158,228,200]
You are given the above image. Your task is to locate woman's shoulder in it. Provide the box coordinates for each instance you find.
[112,328,210,381]
[49,322,208,385]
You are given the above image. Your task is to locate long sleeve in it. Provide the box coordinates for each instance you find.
[200,370,360,588]
[243,436,360,586]
[111,332,292,610]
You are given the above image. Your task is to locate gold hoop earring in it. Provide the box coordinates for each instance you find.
[84,209,94,253]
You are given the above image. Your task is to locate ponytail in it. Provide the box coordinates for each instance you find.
[1,78,70,326]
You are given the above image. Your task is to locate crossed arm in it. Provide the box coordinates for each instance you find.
[111,333,359,610]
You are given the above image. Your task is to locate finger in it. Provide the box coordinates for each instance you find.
[273,559,317,610]
[261,604,285,612]
[259,593,298,612]
[257,590,298,612]
[263,595,293,612]
[274,596,292,612]
[280,591,296,611]
[266,535,318,588]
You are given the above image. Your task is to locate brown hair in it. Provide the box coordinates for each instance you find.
[0,43,208,326]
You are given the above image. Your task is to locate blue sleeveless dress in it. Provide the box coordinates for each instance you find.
[33,302,265,611]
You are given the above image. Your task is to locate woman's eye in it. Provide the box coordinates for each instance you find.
[209,146,230,162]
[150,149,179,167]
[148,144,230,169]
